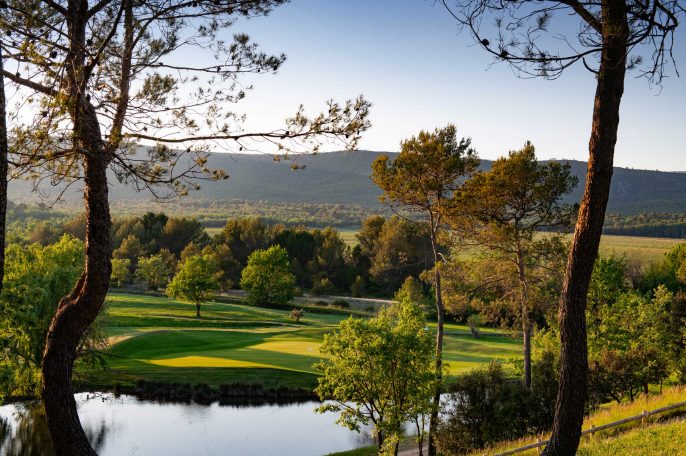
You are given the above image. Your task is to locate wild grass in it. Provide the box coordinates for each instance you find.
[577,419,686,456]
[469,385,686,455]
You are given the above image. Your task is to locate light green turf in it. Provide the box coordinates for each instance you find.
[95,293,520,389]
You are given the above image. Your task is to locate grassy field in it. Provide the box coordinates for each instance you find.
[469,385,686,456]
[597,234,682,263]
[205,223,683,263]
[93,293,520,390]
[332,229,683,263]
[577,419,686,456]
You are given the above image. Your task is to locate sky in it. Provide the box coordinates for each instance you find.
[197,0,686,171]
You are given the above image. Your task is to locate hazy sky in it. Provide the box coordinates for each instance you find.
[213,0,685,171]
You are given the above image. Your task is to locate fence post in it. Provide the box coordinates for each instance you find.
[587,424,594,444]
[536,438,542,455]
[642,410,647,426]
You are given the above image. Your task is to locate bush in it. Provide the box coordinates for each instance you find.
[311,277,335,296]
[467,314,481,338]
[435,362,553,455]
[331,298,350,309]
[289,308,305,322]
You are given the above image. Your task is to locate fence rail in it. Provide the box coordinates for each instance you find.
[492,400,686,456]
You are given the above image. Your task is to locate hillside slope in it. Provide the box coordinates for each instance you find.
[8,150,686,214]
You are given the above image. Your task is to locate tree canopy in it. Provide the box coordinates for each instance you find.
[166,253,220,318]
[240,245,296,306]
[316,299,435,456]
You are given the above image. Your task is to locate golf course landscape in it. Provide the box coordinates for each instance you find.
[92,293,521,391]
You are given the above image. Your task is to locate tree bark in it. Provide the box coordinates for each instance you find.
[428,230,443,456]
[0,48,8,292]
[518,251,532,388]
[542,2,629,455]
[41,2,113,454]
[41,149,111,456]
[523,317,532,388]
[196,302,201,318]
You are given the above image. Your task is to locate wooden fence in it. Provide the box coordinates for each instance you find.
[492,400,686,456]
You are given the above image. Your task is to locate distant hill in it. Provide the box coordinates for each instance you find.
[8,150,686,215]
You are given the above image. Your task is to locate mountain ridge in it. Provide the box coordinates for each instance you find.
[7,150,686,215]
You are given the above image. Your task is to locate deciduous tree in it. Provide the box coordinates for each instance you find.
[240,245,296,305]
[136,254,174,290]
[110,258,131,287]
[316,299,435,456]
[166,254,219,318]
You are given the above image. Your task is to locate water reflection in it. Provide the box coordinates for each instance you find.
[0,401,108,456]
[0,394,373,456]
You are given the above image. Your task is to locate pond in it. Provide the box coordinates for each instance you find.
[0,393,375,456]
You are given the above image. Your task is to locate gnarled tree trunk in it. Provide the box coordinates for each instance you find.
[0,47,8,292]
[428,229,443,456]
[542,2,629,455]
[41,3,112,454]
[41,125,111,456]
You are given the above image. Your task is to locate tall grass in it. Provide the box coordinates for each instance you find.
[469,385,686,455]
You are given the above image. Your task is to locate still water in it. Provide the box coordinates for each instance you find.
[0,393,374,456]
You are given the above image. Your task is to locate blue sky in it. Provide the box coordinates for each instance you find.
[216,0,685,171]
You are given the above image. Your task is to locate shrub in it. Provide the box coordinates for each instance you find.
[311,277,335,296]
[331,298,350,309]
[467,314,481,338]
[289,308,305,322]
[435,362,553,455]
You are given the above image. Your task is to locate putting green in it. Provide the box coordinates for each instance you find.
[95,292,521,389]
[147,356,269,369]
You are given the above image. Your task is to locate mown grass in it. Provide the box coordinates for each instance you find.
[469,385,686,455]
[92,292,520,390]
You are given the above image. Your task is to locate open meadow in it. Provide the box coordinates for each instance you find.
[92,292,521,390]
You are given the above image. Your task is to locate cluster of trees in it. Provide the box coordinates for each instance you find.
[604,212,686,238]
[111,199,379,228]
[316,125,686,455]
[82,210,434,300]
[317,244,686,456]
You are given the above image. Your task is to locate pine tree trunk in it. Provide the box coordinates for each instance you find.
[428,230,443,456]
[518,251,531,388]
[41,150,111,456]
[542,2,628,455]
[523,317,532,388]
[0,48,8,292]
[41,4,112,453]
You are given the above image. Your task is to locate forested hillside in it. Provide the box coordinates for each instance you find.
[7,150,686,214]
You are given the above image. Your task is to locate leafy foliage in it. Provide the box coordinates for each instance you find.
[315,300,435,454]
[166,254,220,318]
[240,245,296,306]
[0,236,84,400]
